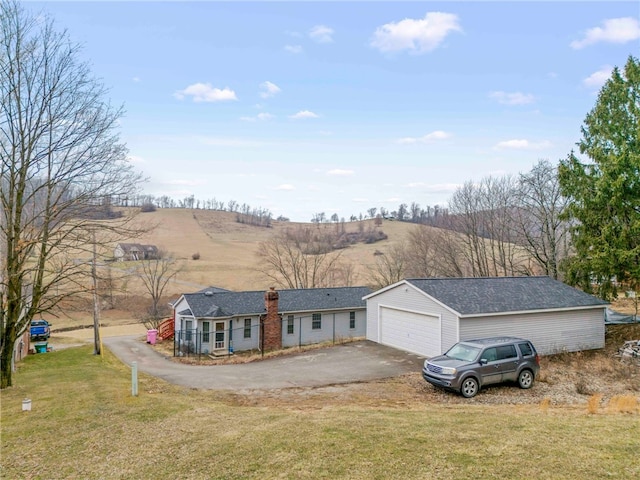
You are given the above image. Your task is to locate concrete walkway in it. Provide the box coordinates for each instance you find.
[103,336,425,391]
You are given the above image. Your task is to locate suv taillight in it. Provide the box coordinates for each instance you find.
[535,354,540,365]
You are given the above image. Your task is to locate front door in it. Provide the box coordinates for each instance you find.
[214,322,226,350]
[478,347,502,385]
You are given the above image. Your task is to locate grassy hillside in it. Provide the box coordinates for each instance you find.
[50,209,420,329]
[117,208,414,294]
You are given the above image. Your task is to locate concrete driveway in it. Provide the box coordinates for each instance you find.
[103,336,425,391]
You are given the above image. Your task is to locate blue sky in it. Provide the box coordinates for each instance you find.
[30,1,640,221]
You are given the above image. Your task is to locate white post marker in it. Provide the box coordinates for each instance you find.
[132,361,138,397]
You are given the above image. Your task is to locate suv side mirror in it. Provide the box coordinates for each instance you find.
[479,358,488,365]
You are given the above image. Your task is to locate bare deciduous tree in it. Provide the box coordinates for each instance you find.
[513,160,570,279]
[365,243,408,290]
[448,176,522,277]
[257,226,346,288]
[136,252,182,329]
[0,1,143,387]
[405,225,469,278]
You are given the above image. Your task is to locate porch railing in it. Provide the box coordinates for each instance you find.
[158,317,175,340]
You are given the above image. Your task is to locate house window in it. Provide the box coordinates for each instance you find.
[349,311,356,329]
[185,320,193,342]
[202,321,210,343]
[312,313,321,330]
[287,315,294,335]
[244,318,252,338]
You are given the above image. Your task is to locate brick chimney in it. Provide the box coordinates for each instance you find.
[262,287,282,351]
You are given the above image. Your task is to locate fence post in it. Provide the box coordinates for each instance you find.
[131,361,138,397]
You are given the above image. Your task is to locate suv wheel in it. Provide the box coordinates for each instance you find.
[518,369,534,389]
[460,377,479,398]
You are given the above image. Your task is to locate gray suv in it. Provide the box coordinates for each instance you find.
[422,337,540,398]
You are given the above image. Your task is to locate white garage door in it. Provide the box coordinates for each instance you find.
[379,306,441,357]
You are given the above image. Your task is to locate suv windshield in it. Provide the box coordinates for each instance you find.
[445,344,481,362]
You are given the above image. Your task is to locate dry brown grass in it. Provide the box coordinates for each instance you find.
[3,347,639,480]
[587,393,603,414]
[539,397,551,412]
[104,208,413,294]
[607,395,639,414]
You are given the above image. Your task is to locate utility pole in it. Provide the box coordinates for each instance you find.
[92,231,101,355]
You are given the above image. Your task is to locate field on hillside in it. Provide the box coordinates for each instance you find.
[49,208,638,330]
[113,208,412,294]
[51,209,413,329]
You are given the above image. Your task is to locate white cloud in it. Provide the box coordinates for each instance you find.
[583,65,613,90]
[397,130,452,144]
[495,139,552,150]
[571,17,640,49]
[489,91,535,105]
[371,12,462,54]
[132,77,141,83]
[285,44,303,54]
[260,81,281,99]
[289,110,319,120]
[327,169,355,176]
[275,184,295,191]
[240,112,275,122]
[309,25,334,43]
[174,83,237,102]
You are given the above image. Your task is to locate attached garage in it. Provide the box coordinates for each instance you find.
[378,306,440,357]
[365,277,609,357]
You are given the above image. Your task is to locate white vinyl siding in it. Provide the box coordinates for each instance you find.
[459,308,605,355]
[281,310,366,348]
[231,316,260,351]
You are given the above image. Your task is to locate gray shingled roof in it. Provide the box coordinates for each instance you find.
[180,286,371,319]
[405,277,608,316]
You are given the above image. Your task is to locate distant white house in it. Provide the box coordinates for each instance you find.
[364,276,609,357]
[113,243,159,262]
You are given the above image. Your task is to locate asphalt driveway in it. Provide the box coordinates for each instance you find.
[103,336,425,391]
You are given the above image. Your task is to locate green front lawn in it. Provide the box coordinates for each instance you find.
[1,347,637,479]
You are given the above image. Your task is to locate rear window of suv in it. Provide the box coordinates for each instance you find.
[518,342,533,356]
[497,344,517,360]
